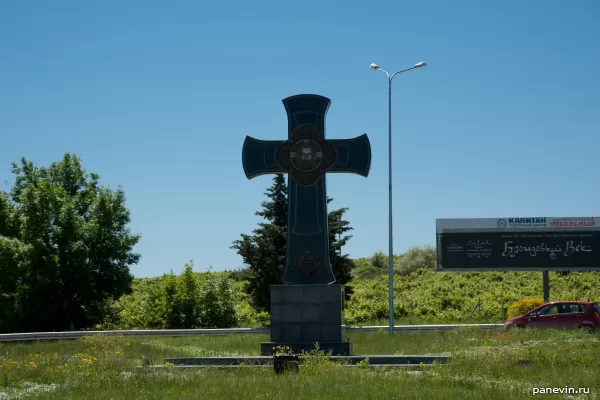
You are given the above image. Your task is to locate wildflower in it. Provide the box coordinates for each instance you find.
[273,345,295,356]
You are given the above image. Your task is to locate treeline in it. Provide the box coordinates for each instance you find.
[100,257,600,330]
[2,154,599,334]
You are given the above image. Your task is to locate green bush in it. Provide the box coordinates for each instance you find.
[372,252,387,270]
[397,246,437,276]
[197,272,238,328]
[110,266,248,329]
[114,277,166,329]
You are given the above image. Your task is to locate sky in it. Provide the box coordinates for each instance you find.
[1,0,599,278]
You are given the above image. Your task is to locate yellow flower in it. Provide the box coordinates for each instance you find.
[0,357,18,367]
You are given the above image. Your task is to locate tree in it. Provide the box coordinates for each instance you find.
[0,235,31,330]
[0,153,141,333]
[326,197,355,298]
[232,174,287,312]
[231,175,355,312]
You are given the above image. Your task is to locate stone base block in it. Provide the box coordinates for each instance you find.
[269,284,344,343]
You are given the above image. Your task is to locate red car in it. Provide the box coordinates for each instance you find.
[504,301,600,331]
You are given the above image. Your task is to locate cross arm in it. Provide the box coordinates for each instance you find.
[328,134,372,177]
[242,136,287,179]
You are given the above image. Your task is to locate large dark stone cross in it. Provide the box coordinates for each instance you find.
[242,94,371,285]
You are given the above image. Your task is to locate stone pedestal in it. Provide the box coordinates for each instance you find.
[260,284,350,356]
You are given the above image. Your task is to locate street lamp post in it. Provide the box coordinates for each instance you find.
[369,61,427,335]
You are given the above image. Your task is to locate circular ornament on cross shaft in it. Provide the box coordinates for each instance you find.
[275,124,338,187]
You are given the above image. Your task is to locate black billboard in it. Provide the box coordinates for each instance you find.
[437,230,600,271]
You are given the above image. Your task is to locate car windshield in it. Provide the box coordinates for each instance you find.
[594,303,600,313]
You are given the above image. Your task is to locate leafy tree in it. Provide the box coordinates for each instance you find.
[0,236,31,329]
[0,153,140,333]
[232,175,355,312]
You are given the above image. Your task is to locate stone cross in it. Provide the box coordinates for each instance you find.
[242,94,371,284]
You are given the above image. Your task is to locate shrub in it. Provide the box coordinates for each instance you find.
[372,252,387,270]
[506,297,545,319]
[177,261,200,328]
[397,246,437,276]
[113,266,244,329]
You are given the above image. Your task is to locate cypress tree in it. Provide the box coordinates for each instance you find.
[232,175,354,311]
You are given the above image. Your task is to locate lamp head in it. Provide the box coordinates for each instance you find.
[414,61,427,69]
[369,63,379,70]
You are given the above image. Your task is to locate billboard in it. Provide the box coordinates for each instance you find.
[436,217,600,271]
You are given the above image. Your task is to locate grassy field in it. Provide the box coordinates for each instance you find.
[1,328,599,399]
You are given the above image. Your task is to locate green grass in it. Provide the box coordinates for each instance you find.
[2,329,599,399]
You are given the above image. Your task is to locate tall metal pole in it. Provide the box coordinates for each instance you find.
[369,61,426,336]
[387,77,394,335]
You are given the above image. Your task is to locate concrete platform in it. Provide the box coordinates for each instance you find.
[163,355,449,366]
[145,364,435,370]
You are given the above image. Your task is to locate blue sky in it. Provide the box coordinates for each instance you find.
[1,1,598,278]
